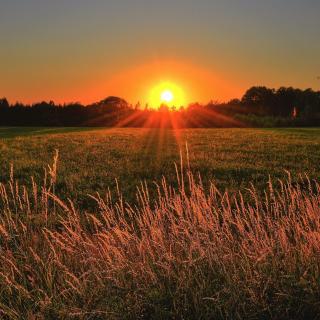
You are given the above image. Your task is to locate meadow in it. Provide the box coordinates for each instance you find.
[1,127,320,319]
[1,127,320,207]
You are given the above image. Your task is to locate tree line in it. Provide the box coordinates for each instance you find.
[0,86,319,127]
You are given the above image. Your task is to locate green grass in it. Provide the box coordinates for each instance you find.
[1,127,320,319]
[1,127,319,207]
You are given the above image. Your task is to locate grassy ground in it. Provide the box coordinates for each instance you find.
[1,127,320,319]
[0,127,319,207]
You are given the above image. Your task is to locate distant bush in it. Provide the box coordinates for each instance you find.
[236,113,320,127]
[234,114,294,127]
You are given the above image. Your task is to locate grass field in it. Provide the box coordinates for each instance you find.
[1,127,320,319]
[1,127,320,207]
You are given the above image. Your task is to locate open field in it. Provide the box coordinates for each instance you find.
[1,127,320,207]
[1,127,320,319]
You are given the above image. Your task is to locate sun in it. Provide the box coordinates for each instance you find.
[161,90,174,103]
[148,81,186,109]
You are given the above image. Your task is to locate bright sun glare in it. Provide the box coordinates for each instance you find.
[161,90,174,103]
[149,81,186,109]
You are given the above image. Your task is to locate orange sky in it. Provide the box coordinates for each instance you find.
[1,1,319,106]
[81,59,244,106]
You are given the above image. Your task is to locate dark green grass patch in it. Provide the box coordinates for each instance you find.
[0,127,319,207]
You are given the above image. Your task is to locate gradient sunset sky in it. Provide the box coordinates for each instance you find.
[1,0,319,105]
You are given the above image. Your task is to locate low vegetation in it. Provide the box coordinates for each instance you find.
[1,150,320,319]
[1,127,320,319]
[1,127,320,208]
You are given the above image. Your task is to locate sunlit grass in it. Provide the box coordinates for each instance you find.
[1,151,320,319]
[1,127,320,209]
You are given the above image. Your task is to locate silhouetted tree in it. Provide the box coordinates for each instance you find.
[0,87,319,128]
[274,87,297,117]
[0,98,9,109]
[241,86,276,115]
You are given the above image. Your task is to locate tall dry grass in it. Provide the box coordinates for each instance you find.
[1,151,320,319]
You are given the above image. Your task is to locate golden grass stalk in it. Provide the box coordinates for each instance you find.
[0,154,320,319]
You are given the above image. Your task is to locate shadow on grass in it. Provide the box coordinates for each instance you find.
[0,127,108,139]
